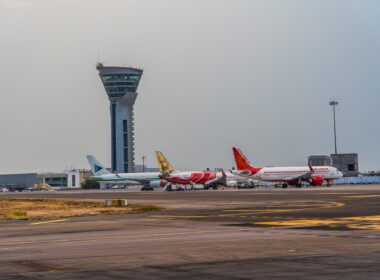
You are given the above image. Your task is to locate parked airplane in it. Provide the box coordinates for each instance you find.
[155,151,227,188]
[87,155,167,188]
[231,147,343,188]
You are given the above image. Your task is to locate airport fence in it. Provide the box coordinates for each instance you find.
[335,176,380,185]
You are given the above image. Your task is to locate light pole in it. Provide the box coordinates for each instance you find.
[142,156,146,173]
[329,100,339,154]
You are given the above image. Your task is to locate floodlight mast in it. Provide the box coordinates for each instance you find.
[142,155,146,173]
[329,100,339,155]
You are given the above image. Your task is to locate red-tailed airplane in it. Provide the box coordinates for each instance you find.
[231,147,343,188]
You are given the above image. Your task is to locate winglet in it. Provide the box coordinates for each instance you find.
[308,161,315,173]
[218,169,227,186]
[221,169,227,178]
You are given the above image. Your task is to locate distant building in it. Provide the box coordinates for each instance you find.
[79,170,93,185]
[308,153,359,177]
[0,173,37,191]
[0,170,82,190]
[331,153,359,177]
[308,155,332,166]
[37,170,80,188]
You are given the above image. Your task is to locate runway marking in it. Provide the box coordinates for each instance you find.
[342,195,380,198]
[30,219,69,225]
[0,229,245,247]
[252,215,380,230]
[254,219,341,227]
[347,224,380,230]
[151,215,208,219]
[222,201,345,216]
[338,215,380,221]
[312,193,361,195]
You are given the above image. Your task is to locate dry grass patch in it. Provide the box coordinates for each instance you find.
[0,198,160,220]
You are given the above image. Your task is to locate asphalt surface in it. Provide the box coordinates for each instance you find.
[1,185,380,279]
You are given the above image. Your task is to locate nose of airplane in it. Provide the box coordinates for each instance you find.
[338,171,343,178]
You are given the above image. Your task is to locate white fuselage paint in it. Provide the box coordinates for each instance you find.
[234,166,343,182]
[96,172,161,184]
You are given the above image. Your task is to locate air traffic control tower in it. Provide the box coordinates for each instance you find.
[96,63,143,173]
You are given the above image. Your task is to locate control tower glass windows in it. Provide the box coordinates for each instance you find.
[104,82,138,86]
[108,93,125,98]
[107,87,131,93]
[101,74,141,95]
[101,74,141,83]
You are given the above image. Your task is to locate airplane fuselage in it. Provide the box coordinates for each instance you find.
[94,172,161,184]
[233,166,343,183]
[162,171,224,185]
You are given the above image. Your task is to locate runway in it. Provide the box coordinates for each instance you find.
[1,185,380,279]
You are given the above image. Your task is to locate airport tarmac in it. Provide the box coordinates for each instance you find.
[1,185,380,279]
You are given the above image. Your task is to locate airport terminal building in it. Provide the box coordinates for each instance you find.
[0,170,81,191]
[96,63,143,173]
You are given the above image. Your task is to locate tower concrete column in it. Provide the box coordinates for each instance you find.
[96,63,143,173]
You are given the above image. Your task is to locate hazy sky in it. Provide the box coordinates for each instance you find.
[0,0,379,173]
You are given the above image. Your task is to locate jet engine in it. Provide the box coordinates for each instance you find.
[310,176,324,186]
[232,170,252,177]
[149,180,168,188]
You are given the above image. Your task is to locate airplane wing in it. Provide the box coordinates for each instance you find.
[108,172,150,185]
[282,172,313,181]
[240,170,252,176]
[283,163,315,181]
[123,177,159,185]
[207,170,227,187]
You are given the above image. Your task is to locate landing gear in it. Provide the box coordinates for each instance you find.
[204,184,218,190]
[282,183,288,188]
[294,179,303,188]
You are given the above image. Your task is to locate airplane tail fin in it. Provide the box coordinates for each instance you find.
[155,151,175,174]
[86,155,111,176]
[232,147,254,170]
